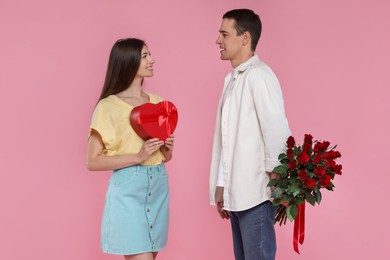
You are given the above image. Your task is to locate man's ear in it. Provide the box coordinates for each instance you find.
[242,31,251,46]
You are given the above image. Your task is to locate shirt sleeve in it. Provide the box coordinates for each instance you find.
[248,67,291,172]
[217,151,224,187]
[89,101,116,149]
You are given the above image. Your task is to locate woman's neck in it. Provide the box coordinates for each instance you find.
[119,78,144,98]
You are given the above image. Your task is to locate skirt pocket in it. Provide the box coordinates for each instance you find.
[110,168,137,187]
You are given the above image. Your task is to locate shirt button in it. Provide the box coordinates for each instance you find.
[147,208,150,212]
[150,176,153,180]
[148,193,151,196]
[150,225,153,229]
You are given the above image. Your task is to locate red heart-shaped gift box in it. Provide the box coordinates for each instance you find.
[130,101,178,141]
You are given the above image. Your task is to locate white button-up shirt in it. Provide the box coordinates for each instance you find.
[209,55,291,211]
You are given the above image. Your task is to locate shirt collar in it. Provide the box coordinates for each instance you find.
[232,55,259,78]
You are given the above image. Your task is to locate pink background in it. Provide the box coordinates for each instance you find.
[1,0,389,259]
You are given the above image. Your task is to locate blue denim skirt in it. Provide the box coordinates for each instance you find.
[101,163,169,255]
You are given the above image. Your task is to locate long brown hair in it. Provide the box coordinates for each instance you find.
[99,38,145,101]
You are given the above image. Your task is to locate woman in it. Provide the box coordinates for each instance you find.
[87,38,174,260]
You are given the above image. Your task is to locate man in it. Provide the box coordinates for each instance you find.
[209,9,291,260]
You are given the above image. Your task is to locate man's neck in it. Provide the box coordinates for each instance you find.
[231,52,255,68]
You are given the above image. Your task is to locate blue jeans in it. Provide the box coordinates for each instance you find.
[230,201,276,260]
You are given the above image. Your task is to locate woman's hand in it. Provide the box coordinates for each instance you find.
[160,135,174,162]
[162,135,174,152]
[137,138,164,163]
[87,129,151,171]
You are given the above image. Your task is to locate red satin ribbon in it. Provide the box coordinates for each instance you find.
[293,202,305,254]
[157,101,177,136]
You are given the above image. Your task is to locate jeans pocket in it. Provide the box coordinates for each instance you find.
[265,201,276,218]
[270,206,277,219]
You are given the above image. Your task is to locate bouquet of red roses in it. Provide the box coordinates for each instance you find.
[268,134,342,224]
[268,134,342,253]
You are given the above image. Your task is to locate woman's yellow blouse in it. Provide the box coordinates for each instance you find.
[89,93,165,166]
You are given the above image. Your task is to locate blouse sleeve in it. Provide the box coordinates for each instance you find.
[89,101,116,149]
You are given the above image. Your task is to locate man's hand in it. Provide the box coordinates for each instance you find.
[268,172,289,207]
[268,171,280,192]
[215,186,230,219]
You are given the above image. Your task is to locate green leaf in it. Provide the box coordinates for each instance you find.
[278,153,287,160]
[272,164,288,175]
[295,197,305,205]
[281,158,289,164]
[271,187,284,199]
[305,192,316,206]
[306,162,314,171]
[315,190,322,204]
[288,184,300,193]
[287,204,298,221]
[280,179,290,188]
[293,147,300,156]
[282,194,293,202]
[272,198,281,206]
[267,179,279,187]
[287,184,301,197]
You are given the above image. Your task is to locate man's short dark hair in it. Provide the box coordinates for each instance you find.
[223,9,262,51]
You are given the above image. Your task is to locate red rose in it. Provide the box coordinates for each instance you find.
[297,152,310,165]
[303,178,317,189]
[323,159,336,169]
[298,169,309,181]
[312,154,322,165]
[319,175,332,187]
[322,141,330,148]
[323,150,342,159]
[287,148,294,159]
[333,164,342,175]
[286,136,295,148]
[288,161,297,170]
[314,166,326,178]
[333,151,342,158]
[304,134,313,145]
[314,141,330,153]
[322,151,332,159]
[302,143,311,152]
